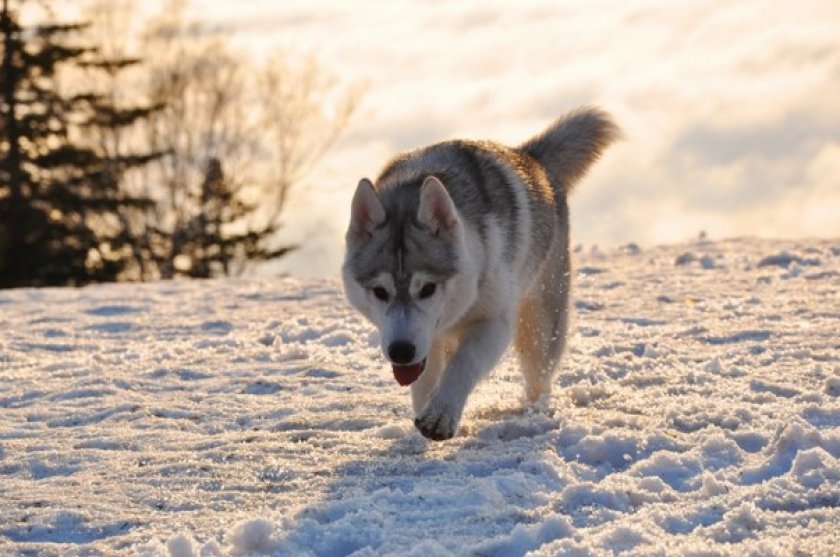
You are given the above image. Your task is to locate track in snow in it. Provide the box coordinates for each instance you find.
[1,238,839,556]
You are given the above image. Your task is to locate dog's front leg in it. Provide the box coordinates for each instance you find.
[414,317,512,441]
[411,337,446,415]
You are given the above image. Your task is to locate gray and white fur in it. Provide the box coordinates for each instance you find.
[343,107,619,441]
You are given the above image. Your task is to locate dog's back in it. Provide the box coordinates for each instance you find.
[374,107,619,290]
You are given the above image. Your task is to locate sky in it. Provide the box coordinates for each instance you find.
[53,1,840,276]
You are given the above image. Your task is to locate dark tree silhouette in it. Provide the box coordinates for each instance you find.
[1,0,360,286]
[175,158,293,278]
[0,0,157,287]
[139,3,359,279]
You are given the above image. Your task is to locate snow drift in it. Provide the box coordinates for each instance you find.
[1,238,839,556]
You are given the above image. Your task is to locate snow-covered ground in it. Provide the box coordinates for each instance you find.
[1,237,839,556]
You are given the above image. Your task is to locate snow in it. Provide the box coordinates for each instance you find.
[1,237,839,556]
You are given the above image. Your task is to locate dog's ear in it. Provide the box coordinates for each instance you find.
[418,176,459,238]
[347,178,385,244]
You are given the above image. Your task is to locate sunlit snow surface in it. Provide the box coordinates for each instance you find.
[2,238,840,556]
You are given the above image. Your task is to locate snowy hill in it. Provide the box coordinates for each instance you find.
[1,238,839,556]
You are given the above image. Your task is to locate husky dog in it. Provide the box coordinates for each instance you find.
[342,107,619,441]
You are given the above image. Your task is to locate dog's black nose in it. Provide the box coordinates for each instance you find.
[388,341,415,364]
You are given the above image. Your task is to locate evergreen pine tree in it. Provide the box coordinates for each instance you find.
[181,157,293,278]
[78,46,165,281]
[0,0,155,287]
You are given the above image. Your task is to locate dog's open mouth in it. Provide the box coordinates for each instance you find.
[391,359,426,386]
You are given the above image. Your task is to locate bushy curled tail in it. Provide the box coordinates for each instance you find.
[519,106,620,193]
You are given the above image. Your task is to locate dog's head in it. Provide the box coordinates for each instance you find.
[341,176,477,385]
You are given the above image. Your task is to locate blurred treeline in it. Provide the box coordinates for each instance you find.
[0,0,359,288]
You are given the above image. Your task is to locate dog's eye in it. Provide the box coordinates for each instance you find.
[418,282,437,299]
[372,287,389,302]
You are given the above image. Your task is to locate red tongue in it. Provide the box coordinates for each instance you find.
[392,361,425,386]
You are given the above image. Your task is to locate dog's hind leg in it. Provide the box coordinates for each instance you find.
[514,238,571,402]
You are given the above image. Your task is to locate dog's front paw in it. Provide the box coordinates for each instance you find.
[414,398,462,441]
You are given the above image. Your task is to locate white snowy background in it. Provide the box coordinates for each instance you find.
[2,238,839,555]
[202,0,840,277]
[48,0,840,276]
